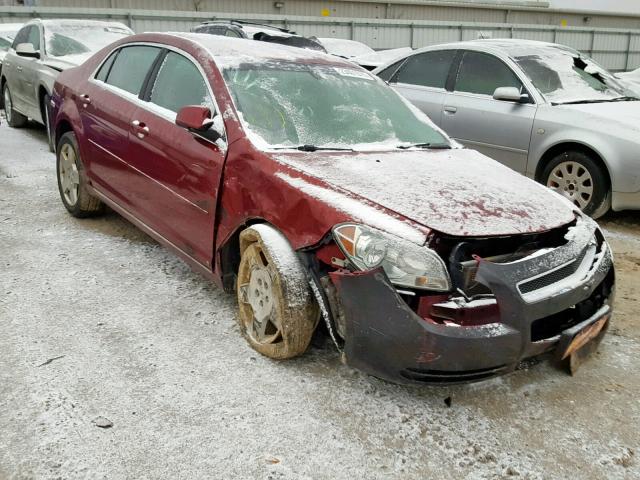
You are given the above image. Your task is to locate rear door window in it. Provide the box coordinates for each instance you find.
[149,51,212,113]
[393,50,456,89]
[454,51,522,96]
[95,50,118,82]
[104,45,161,96]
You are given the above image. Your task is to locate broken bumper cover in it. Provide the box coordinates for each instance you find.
[330,220,614,385]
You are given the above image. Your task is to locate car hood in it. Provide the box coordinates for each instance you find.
[273,148,576,239]
[556,100,640,131]
[44,52,93,71]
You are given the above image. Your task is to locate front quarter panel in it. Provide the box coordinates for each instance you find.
[529,105,640,195]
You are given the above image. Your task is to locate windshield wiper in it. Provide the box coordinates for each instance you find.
[272,144,354,152]
[553,96,639,105]
[397,142,452,150]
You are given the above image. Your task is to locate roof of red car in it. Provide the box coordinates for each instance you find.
[165,32,357,69]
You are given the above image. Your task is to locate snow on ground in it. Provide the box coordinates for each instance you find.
[0,120,639,479]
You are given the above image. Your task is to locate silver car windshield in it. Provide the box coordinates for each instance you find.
[222,62,450,150]
[44,23,131,57]
[513,47,633,104]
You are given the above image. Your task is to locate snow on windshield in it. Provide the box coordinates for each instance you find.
[222,61,449,150]
[512,46,629,104]
[44,22,132,57]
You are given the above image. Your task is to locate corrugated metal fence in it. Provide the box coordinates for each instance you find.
[1,6,639,71]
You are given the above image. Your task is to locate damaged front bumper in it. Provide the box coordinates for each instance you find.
[326,219,615,385]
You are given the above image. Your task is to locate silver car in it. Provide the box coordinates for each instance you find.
[374,39,640,217]
[0,23,21,77]
[1,19,132,150]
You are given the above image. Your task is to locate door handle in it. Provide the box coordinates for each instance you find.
[80,94,91,104]
[131,119,150,138]
[443,106,457,114]
[16,66,23,72]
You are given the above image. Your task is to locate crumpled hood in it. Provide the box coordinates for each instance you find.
[556,101,640,132]
[274,148,576,238]
[44,52,93,71]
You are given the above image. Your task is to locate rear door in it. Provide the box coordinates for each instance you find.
[126,49,226,267]
[441,50,536,174]
[80,44,162,208]
[386,50,457,126]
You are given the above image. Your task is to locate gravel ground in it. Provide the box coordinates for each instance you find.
[0,120,638,480]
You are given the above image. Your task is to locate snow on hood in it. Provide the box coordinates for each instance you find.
[556,100,640,133]
[44,52,93,71]
[274,148,576,238]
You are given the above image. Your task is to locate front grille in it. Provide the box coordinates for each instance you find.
[518,249,587,295]
[400,365,509,383]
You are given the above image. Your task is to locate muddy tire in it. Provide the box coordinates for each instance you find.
[542,150,609,218]
[56,132,104,218]
[236,224,318,359]
[3,83,27,128]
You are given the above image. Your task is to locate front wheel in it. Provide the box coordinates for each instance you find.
[542,151,609,218]
[236,224,319,359]
[56,132,104,217]
[2,83,27,128]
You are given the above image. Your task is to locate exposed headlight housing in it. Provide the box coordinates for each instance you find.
[332,223,452,292]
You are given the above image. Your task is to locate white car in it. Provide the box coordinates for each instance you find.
[615,67,640,96]
[314,37,374,59]
[1,19,132,150]
[0,23,21,78]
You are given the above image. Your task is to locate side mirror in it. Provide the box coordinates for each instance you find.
[493,86,529,103]
[16,43,40,59]
[176,105,222,142]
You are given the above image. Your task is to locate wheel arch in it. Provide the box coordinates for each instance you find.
[54,117,75,151]
[534,141,612,191]
[217,218,270,294]
[37,84,50,123]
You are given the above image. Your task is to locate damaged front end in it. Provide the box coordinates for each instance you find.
[307,215,614,384]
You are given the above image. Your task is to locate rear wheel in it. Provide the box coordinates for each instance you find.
[236,225,318,359]
[542,150,609,218]
[56,132,104,217]
[2,83,27,128]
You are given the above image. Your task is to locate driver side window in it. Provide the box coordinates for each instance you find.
[26,25,41,51]
[455,51,522,96]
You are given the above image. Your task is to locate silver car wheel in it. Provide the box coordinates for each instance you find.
[547,160,594,210]
[4,87,12,123]
[239,261,281,345]
[58,143,80,206]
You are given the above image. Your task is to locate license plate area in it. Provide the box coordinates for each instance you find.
[556,307,610,374]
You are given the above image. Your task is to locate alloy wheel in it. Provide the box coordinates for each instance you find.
[58,143,80,206]
[238,246,282,345]
[547,160,594,210]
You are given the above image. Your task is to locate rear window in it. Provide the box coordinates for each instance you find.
[394,50,456,89]
[104,45,161,96]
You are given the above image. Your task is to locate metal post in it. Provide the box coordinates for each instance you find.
[625,31,632,71]
[127,12,132,29]
[459,24,463,41]
[589,29,595,56]
[553,28,557,43]
[410,23,414,48]
[350,21,355,40]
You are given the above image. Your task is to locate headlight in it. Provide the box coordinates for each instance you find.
[332,223,451,291]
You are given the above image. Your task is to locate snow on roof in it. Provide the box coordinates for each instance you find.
[172,32,355,69]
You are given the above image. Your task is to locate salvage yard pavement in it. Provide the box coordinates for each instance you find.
[0,120,638,479]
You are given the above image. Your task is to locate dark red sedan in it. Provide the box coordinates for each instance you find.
[51,33,614,384]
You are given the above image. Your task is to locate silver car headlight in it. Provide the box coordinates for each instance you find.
[332,223,451,291]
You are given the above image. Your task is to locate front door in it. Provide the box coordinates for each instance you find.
[126,50,226,268]
[441,50,537,174]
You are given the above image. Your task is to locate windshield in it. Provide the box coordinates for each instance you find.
[0,36,12,51]
[513,46,634,104]
[44,23,132,57]
[222,62,449,150]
